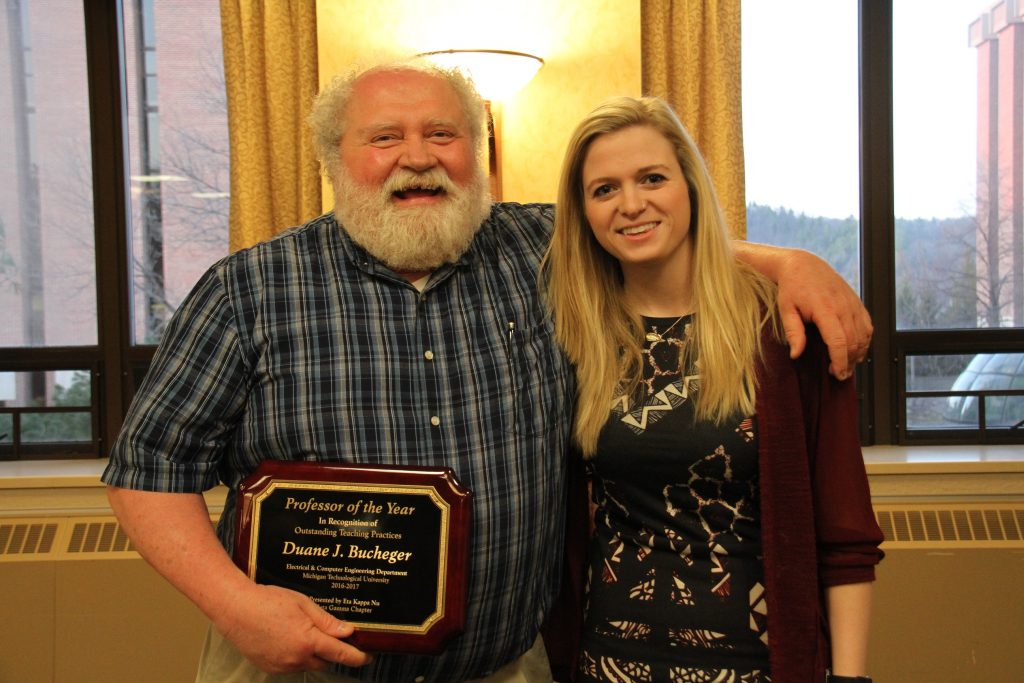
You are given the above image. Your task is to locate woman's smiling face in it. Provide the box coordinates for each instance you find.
[581,125,693,280]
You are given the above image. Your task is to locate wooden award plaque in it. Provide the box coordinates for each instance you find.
[233,460,472,654]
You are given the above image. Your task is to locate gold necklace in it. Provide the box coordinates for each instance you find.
[644,314,687,343]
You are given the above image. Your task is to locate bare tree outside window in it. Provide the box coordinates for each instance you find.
[124,0,229,345]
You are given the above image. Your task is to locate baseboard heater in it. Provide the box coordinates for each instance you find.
[873,502,1024,548]
[2,503,1022,562]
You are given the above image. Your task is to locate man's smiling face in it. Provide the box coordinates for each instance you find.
[339,68,477,202]
[331,67,492,275]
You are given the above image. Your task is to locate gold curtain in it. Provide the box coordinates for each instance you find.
[641,0,746,238]
[220,1,321,252]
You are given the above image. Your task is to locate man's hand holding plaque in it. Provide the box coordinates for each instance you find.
[234,461,472,655]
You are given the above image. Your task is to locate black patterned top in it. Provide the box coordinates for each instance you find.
[579,315,771,683]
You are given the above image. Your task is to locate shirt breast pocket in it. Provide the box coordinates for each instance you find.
[503,316,572,437]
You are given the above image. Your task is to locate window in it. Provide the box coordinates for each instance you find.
[743,0,1024,445]
[892,0,1023,443]
[0,0,228,460]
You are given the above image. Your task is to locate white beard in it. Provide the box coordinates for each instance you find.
[333,164,492,273]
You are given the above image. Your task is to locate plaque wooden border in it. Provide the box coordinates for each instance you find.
[233,460,472,654]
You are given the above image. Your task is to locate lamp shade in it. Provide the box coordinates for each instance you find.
[418,49,543,101]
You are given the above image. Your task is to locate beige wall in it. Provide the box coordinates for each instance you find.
[315,0,641,203]
[0,559,209,683]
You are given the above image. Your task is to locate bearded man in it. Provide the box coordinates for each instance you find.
[103,62,872,683]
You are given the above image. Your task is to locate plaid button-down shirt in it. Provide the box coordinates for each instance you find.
[103,205,575,682]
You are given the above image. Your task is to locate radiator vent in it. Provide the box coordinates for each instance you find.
[875,503,1024,548]
[67,521,133,554]
[0,517,138,562]
[0,521,59,555]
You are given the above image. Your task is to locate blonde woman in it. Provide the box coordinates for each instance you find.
[543,97,883,683]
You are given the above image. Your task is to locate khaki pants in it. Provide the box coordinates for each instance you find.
[195,627,553,683]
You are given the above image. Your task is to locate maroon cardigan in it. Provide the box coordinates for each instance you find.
[543,328,884,683]
[755,328,884,681]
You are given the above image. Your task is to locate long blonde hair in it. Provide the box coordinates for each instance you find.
[543,96,778,456]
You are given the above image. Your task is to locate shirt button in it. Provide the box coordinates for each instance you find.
[430,416,440,427]
[423,350,434,360]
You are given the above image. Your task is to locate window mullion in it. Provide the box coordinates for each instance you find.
[83,0,133,456]
[859,0,897,444]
